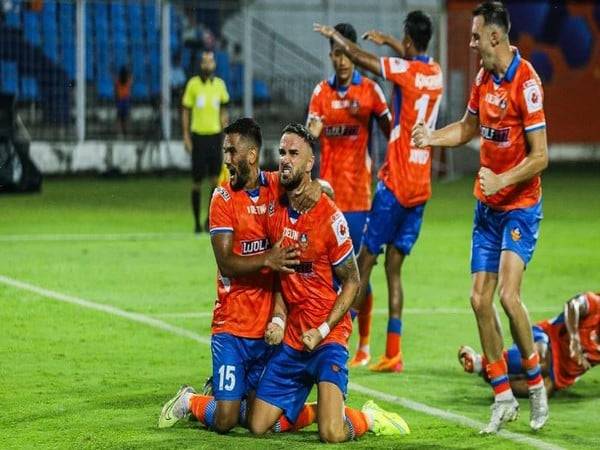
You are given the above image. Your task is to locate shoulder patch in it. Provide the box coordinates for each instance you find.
[312,83,323,97]
[475,68,485,86]
[213,186,231,201]
[331,212,350,246]
[523,82,543,114]
[389,57,409,74]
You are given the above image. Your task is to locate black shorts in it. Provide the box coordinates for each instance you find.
[191,133,223,182]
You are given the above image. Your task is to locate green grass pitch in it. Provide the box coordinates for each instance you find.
[1,166,599,449]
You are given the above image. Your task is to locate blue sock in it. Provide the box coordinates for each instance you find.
[387,317,402,335]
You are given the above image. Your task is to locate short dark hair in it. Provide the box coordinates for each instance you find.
[281,122,316,152]
[404,11,433,52]
[224,117,262,150]
[472,1,510,33]
[330,22,357,48]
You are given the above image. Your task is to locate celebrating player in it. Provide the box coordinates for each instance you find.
[314,11,443,372]
[248,123,410,442]
[412,1,549,433]
[459,292,600,397]
[306,22,391,367]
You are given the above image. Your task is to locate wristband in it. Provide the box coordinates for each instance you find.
[317,322,330,338]
[271,316,285,329]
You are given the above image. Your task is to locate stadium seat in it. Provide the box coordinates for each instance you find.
[0,61,19,95]
[23,11,42,46]
[97,76,114,100]
[19,76,40,101]
[253,79,271,103]
[4,3,21,29]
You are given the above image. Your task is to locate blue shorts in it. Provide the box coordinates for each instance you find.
[255,343,349,422]
[211,333,274,401]
[362,181,426,256]
[343,211,368,253]
[471,200,543,273]
[506,325,554,382]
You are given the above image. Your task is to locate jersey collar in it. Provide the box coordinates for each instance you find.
[244,171,268,200]
[411,54,431,63]
[327,70,362,91]
[491,48,521,85]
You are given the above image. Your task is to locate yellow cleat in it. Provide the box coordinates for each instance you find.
[368,353,404,373]
[349,349,371,367]
[362,400,410,435]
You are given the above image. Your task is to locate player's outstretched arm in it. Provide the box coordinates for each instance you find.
[314,23,382,77]
[478,127,549,196]
[211,233,299,278]
[412,109,479,149]
[302,254,360,351]
[565,294,591,369]
[362,30,405,57]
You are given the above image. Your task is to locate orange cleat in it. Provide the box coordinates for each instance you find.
[368,353,404,373]
[349,349,371,367]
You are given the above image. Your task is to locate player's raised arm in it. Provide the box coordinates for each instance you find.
[362,29,406,57]
[211,232,299,278]
[314,23,381,77]
[412,109,479,149]
[302,254,360,351]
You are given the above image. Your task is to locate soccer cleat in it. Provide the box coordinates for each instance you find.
[349,349,371,367]
[479,398,519,434]
[158,385,196,429]
[368,353,404,373]
[458,345,482,374]
[361,400,410,436]
[528,385,549,431]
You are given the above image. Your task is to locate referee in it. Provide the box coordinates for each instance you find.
[182,50,230,233]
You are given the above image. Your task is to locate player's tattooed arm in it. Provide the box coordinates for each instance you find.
[211,233,299,278]
[313,23,382,76]
[362,30,406,57]
[565,294,591,369]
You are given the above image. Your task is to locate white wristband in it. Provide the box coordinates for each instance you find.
[317,322,330,338]
[271,316,285,329]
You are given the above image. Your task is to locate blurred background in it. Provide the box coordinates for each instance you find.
[0,0,598,187]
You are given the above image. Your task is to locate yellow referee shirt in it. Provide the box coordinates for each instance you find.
[182,76,230,135]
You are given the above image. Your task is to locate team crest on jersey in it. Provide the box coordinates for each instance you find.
[349,99,360,115]
[511,227,521,242]
[299,232,309,250]
[213,186,231,201]
[268,200,276,216]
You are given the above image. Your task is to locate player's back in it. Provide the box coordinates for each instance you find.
[379,56,443,207]
[468,50,546,210]
[266,193,354,351]
[308,73,389,212]
[209,171,280,339]
[538,292,600,389]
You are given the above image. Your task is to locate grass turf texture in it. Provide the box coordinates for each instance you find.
[1,167,599,449]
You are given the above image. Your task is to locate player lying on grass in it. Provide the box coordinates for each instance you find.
[459,292,600,396]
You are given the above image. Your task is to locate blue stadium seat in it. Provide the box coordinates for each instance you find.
[23,11,42,46]
[0,61,19,95]
[4,4,21,29]
[97,76,114,99]
[253,79,271,103]
[19,76,40,101]
[215,51,230,89]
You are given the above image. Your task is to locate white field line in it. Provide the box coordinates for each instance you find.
[0,274,564,450]
[0,232,193,242]
[154,306,558,319]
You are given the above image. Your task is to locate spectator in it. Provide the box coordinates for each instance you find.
[115,66,132,137]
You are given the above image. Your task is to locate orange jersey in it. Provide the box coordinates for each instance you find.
[308,71,389,212]
[208,171,280,338]
[379,56,443,207]
[538,292,600,390]
[467,49,546,211]
[266,194,354,351]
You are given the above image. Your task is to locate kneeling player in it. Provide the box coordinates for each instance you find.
[459,292,600,396]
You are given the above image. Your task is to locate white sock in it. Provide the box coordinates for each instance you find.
[359,345,370,354]
[495,390,515,402]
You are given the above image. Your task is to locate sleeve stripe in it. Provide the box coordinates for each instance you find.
[380,57,387,80]
[378,108,390,117]
[524,122,546,132]
[467,106,478,115]
[332,246,354,267]
[209,227,234,235]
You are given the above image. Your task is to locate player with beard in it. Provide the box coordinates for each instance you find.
[248,123,410,442]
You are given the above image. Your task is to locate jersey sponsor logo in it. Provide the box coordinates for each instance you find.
[524,83,542,114]
[415,72,443,90]
[324,124,360,137]
[246,204,267,215]
[330,98,360,113]
[332,214,350,245]
[480,125,510,143]
[214,186,231,201]
[241,238,270,255]
[283,227,299,241]
[389,57,408,74]
[409,148,430,165]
